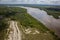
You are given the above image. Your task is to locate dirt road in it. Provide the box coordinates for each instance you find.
[8,21,21,40]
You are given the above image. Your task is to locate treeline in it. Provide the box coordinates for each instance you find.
[0,7,26,18]
[46,8,60,11]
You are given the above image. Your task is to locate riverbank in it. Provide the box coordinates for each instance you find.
[0,7,60,40]
[23,7,60,38]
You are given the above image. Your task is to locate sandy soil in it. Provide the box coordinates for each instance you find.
[7,21,21,40]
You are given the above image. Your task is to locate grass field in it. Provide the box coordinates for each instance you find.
[0,7,60,40]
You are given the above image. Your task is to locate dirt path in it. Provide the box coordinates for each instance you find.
[8,21,21,40]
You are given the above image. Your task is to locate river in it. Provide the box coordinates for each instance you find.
[21,7,60,38]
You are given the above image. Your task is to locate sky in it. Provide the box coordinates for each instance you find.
[0,0,60,5]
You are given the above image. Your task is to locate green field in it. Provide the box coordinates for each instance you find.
[0,7,60,40]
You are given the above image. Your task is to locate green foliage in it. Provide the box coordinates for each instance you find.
[0,20,7,31]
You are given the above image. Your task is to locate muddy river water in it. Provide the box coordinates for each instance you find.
[21,7,60,38]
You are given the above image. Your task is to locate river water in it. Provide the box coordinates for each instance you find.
[21,7,60,38]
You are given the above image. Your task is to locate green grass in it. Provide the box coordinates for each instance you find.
[0,19,8,40]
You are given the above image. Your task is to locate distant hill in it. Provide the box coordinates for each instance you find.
[0,4,60,7]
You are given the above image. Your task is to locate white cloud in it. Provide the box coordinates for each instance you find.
[0,0,60,5]
[0,0,12,2]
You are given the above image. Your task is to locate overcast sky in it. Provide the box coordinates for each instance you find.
[0,0,60,5]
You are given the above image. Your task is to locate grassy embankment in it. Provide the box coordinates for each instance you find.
[0,7,60,40]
